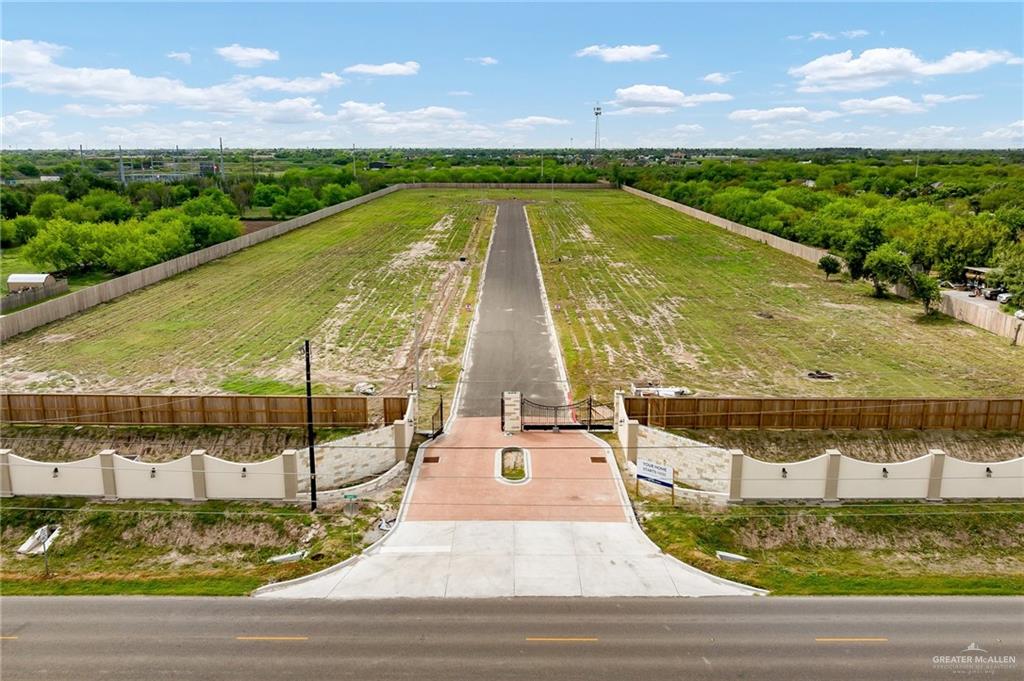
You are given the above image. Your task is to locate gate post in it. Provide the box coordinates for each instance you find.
[502,391,522,433]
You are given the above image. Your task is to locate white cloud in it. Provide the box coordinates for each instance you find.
[575,44,667,63]
[466,56,498,66]
[448,90,472,97]
[0,110,54,135]
[839,96,926,115]
[790,47,1022,92]
[229,72,344,93]
[702,72,731,84]
[809,32,836,41]
[894,125,960,147]
[610,84,732,114]
[166,51,191,65]
[504,115,570,128]
[981,120,1024,140]
[922,93,980,105]
[728,106,840,123]
[343,61,420,76]
[215,44,279,68]
[841,30,869,39]
[0,39,329,122]
[785,35,803,41]
[335,100,499,143]
[63,103,153,118]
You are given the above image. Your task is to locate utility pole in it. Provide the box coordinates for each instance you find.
[304,340,318,512]
[540,150,544,181]
[218,137,226,184]
[118,145,126,187]
[352,143,357,181]
[251,150,256,179]
[79,144,84,170]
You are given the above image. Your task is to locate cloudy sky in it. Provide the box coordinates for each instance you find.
[2,2,1022,149]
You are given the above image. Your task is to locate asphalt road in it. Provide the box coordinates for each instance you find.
[2,597,1021,680]
[458,200,569,417]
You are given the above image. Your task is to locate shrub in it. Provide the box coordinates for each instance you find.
[817,254,842,280]
[30,193,69,220]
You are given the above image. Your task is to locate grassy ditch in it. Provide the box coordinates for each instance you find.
[0,424,360,463]
[0,494,400,596]
[640,500,1024,595]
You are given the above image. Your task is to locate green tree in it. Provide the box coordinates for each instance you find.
[907,272,941,315]
[863,242,910,297]
[817,254,842,280]
[842,212,887,282]
[30,193,69,220]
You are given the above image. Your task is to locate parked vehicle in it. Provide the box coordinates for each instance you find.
[983,286,1007,301]
[996,292,1013,304]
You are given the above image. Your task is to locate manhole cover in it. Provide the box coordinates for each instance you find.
[590,457,606,463]
[423,456,440,463]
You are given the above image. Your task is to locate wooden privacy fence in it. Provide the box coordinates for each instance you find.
[1,393,409,428]
[623,396,1024,431]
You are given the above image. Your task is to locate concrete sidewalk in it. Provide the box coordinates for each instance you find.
[257,520,762,599]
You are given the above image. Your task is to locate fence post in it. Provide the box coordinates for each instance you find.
[926,449,946,501]
[0,449,12,498]
[190,449,208,501]
[98,449,118,500]
[281,449,298,502]
[727,449,744,503]
[823,448,842,504]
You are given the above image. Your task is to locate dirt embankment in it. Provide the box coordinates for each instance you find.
[0,425,358,463]
[675,428,1024,463]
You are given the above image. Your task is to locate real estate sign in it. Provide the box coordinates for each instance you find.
[637,458,673,488]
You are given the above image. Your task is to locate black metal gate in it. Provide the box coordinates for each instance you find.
[520,396,614,431]
[429,396,444,438]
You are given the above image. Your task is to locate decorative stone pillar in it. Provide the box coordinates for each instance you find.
[926,449,946,501]
[728,449,744,503]
[823,448,842,504]
[281,449,298,502]
[0,449,12,498]
[98,449,118,500]
[190,449,208,501]
[502,391,522,432]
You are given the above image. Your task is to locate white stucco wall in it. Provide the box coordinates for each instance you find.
[836,455,931,499]
[740,455,828,499]
[113,454,194,499]
[941,456,1024,499]
[205,454,286,500]
[9,454,105,497]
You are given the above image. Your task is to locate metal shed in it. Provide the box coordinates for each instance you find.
[6,273,56,292]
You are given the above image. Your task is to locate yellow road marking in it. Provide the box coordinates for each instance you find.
[0,636,18,640]
[815,637,888,643]
[236,636,308,641]
[526,637,599,642]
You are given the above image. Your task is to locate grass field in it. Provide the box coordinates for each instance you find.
[0,495,398,596]
[640,500,1024,595]
[1,190,493,403]
[526,190,1024,398]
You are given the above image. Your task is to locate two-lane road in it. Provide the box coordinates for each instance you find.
[2,597,1021,680]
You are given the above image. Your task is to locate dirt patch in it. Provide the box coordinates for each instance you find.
[770,281,810,289]
[734,514,1024,552]
[821,301,869,311]
[653,235,677,242]
[121,514,304,550]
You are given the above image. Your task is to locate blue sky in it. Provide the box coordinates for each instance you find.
[2,2,1022,149]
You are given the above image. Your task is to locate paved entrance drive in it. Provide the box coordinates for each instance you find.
[256,201,762,599]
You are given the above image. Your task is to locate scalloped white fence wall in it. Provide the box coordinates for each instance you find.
[731,450,1023,501]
